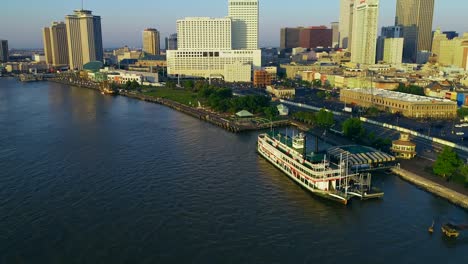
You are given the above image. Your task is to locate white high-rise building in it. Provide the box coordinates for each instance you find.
[339,0,354,49]
[167,0,261,82]
[383,38,404,64]
[350,0,379,65]
[177,18,232,50]
[228,0,259,50]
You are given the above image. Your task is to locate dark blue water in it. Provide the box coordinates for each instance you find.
[0,78,467,263]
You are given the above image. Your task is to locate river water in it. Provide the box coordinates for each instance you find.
[0,78,467,263]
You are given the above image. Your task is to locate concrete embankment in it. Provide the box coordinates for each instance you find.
[391,167,468,210]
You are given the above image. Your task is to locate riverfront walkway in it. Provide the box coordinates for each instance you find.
[392,167,468,210]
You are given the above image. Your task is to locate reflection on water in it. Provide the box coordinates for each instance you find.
[0,78,467,263]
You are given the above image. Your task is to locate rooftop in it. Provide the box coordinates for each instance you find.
[346,88,455,104]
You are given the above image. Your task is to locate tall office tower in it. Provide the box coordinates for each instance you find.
[395,0,435,62]
[43,22,69,66]
[0,40,8,62]
[432,28,448,57]
[376,26,402,62]
[280,28,302,50]
[166,33,178,50]
[43,28,53,64]
[383,38,404,64]
[228,0,259,50]
[339,0,354,49]
[143,28,160,55]
[331,22,339,48]
[65,9,103,70]
[299,26,333,49]
[351,0,379,65]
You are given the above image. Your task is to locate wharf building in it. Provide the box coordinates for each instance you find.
[350,0,379,65]
[340,88,457,119]
[142,28,160,55]
[65,10,103,70]
[395,0,435,62]
[166,0,261,82]
[42,22,69,67]
[0,40,8,62]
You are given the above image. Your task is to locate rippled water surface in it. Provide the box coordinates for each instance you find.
[0,78,467,263]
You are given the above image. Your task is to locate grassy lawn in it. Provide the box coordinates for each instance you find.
[144,88,198,106]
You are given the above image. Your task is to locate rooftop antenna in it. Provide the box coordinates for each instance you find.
[81,0,84,10]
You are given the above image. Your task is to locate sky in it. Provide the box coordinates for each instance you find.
[1,0,467,49]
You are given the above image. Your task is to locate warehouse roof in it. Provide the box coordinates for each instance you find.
[344,88,455,104]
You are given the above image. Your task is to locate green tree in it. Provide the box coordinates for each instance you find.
[182,80,195,90]
[396,83,425,96]
[342,118,365,140]
[365,106,380,117]
[316,109,335,128]
[317,91,326,100]
[458,165,468,187]
[166,81,176,89]
[312,79,322,87]
[457,108,468,118]
[433,147,463,180]
[264,106,279,120]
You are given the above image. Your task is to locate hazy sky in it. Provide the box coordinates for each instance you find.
[1,0,467,49]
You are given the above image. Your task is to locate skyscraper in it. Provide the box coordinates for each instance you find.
[376,26,402,62]
[228,0,259,50]
[351,0,379,65]
[339,0,354,49]
[166,0,261,82]
[383,38,404,64]
[331,22,339,48]
[43,28,53,64]
[299,26,333,49]
[43,22,69,66]
[432,28,448,57]
[395,0,435,62]
[165,33,178,50]
[143,28,160,55]
[0,40,8,62]
[65,10,103,70]
[280,28,302,50]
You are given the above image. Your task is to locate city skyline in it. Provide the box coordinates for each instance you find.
[1,0,467,49]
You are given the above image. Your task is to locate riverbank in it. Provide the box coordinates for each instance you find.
[48,78,291,133]
[391,167,468,210]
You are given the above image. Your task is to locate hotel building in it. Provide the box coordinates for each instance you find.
[166,0,261,82]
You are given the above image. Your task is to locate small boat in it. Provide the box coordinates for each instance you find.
[442,223,459,238]
[428,220,434,234]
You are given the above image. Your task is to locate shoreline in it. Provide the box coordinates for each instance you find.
[48,78,291,133]
[48,78,468,210]
[392,167,468,210]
